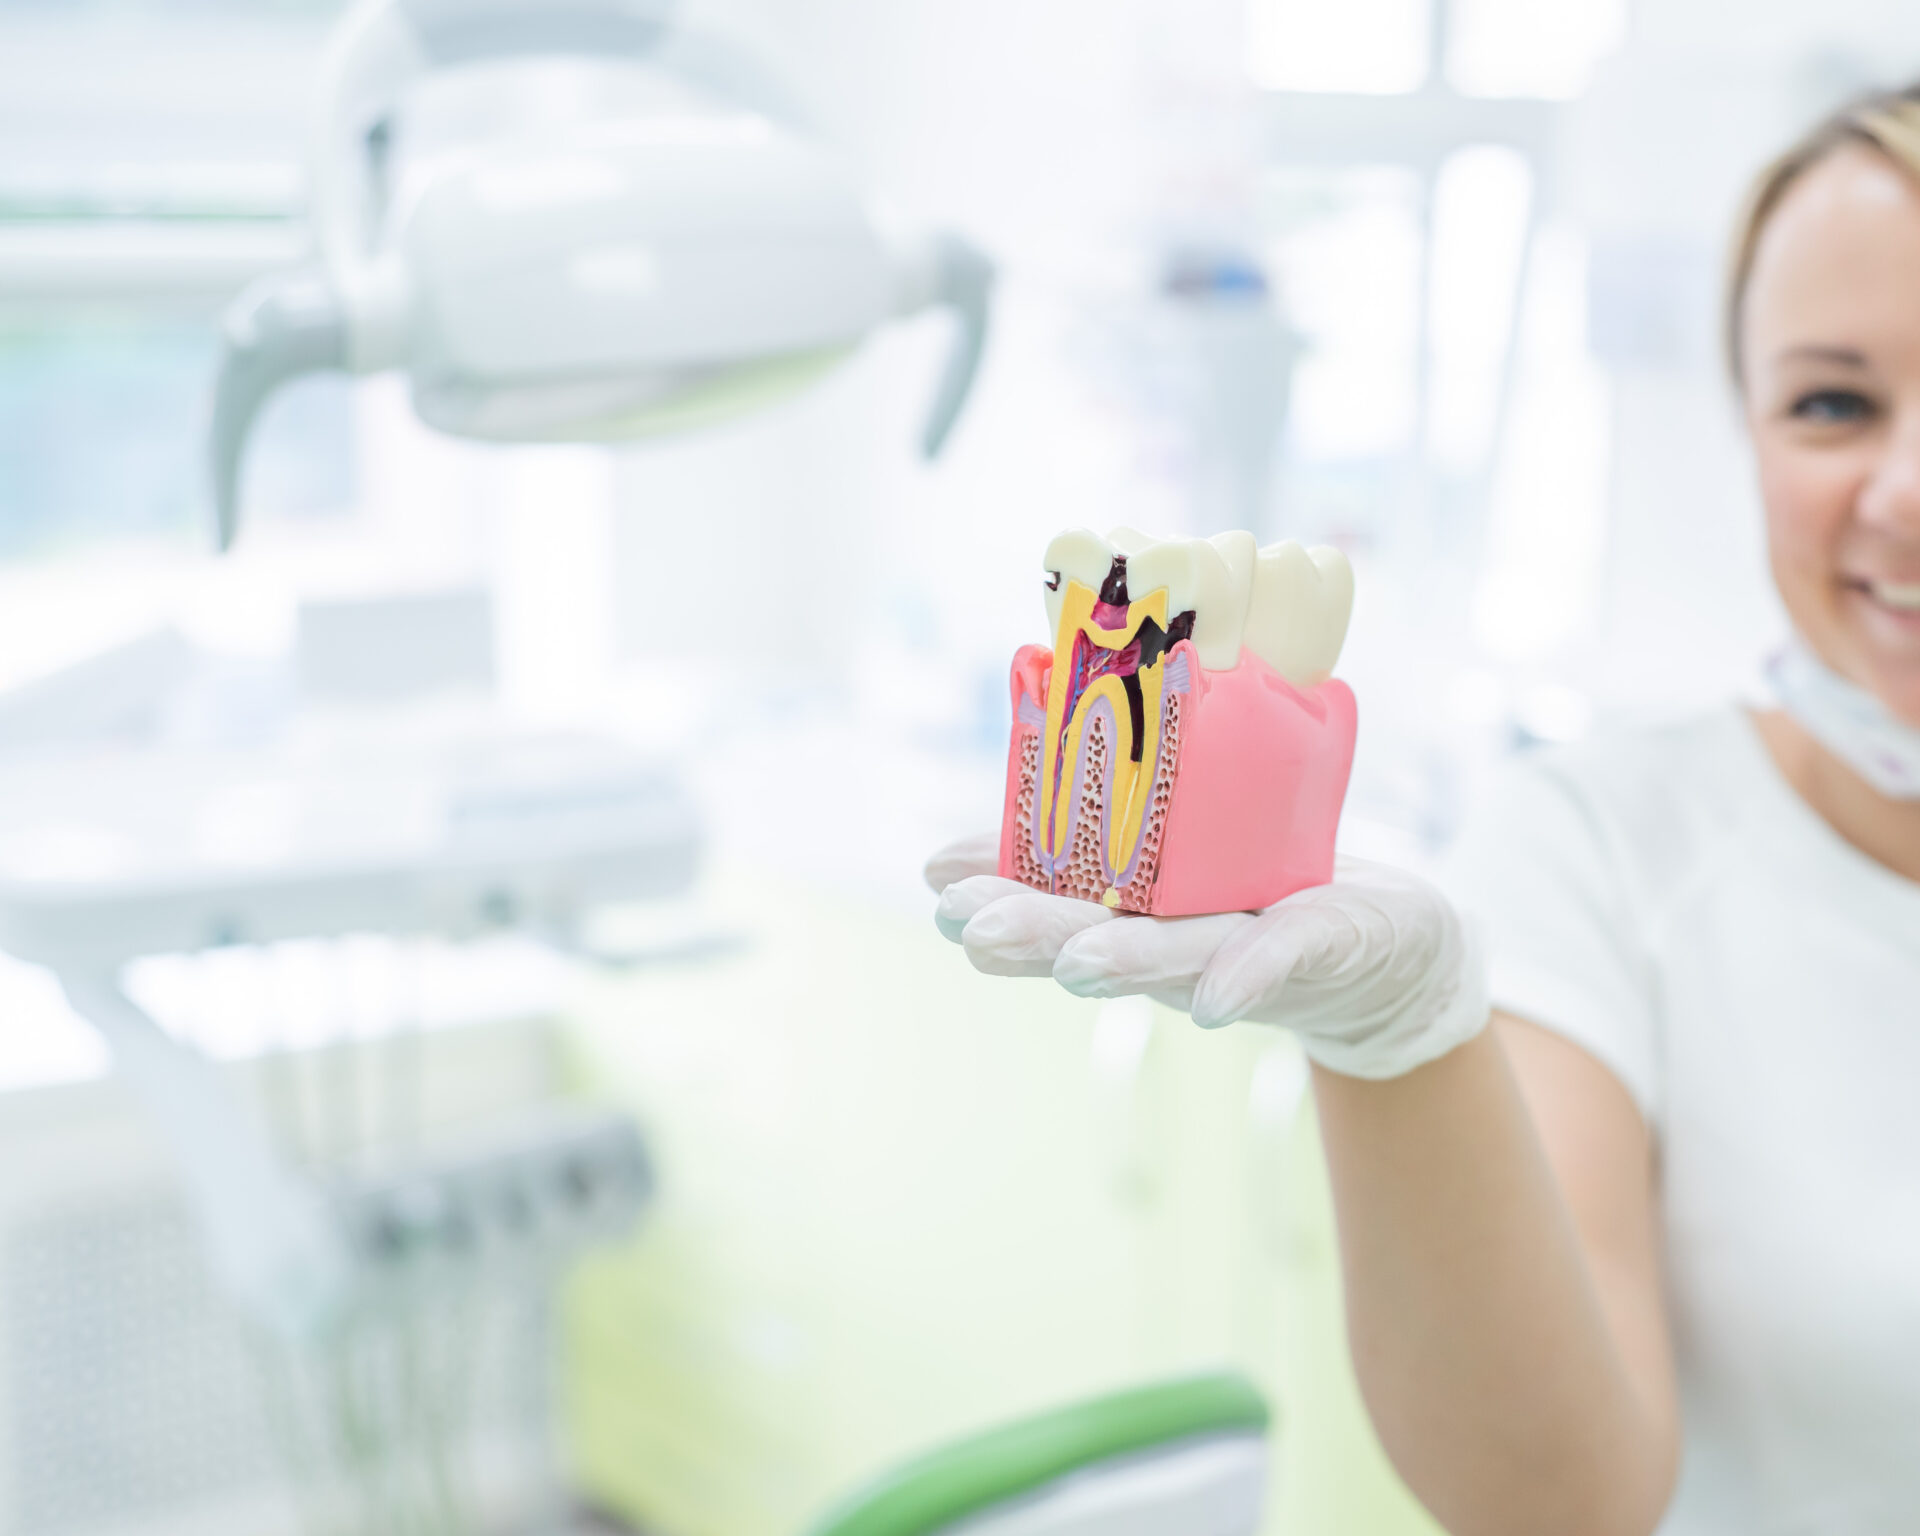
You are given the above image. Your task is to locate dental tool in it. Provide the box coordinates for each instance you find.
[1000,528,1358,916]
[209,0,994,551]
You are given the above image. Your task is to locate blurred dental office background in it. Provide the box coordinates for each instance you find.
[1,0,1915,1533]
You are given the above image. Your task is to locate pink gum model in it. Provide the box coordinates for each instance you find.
[997,639,1358,917]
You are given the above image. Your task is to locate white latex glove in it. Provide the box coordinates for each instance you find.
[926,833,1119,978]
[926,836,1488,1080]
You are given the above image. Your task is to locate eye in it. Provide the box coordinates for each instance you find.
[1044,570,1062,591]
[1789,388,1876,424]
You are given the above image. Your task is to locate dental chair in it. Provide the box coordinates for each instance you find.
[800,1373,1271,1536]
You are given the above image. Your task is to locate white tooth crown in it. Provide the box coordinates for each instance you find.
[1245,541,1353,686]
[1126,537,1248,669]
[1039,527,1353,686]
[1042,527,1115,637]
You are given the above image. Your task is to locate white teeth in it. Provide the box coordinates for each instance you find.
[1042,527,1117,637]
[1208,530,1257,596]
[1040,527,1353,684]
[1870,581,1920,612]
[1244,541,1354,687]
[1126,535,1250,670]
[1208,532,1257,655]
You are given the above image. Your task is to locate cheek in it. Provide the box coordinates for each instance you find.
[1753,437,1855,596]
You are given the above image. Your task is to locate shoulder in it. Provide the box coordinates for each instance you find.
[1516,708,1754,820]
[1442,711,1763,1123]
[1487,708,1761,911]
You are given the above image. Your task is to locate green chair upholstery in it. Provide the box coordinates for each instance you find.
[801,1373,1272,1536]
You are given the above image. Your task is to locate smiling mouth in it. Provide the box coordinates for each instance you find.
[1846,577,1920,615]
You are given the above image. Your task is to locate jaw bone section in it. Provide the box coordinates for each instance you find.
[1002,528,1359,916]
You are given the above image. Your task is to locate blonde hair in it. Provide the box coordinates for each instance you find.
[1725,83,1920,387]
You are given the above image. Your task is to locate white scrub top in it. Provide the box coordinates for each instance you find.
[1445,707,1920,1535]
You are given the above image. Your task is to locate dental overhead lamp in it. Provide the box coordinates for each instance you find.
[211,0,995,550]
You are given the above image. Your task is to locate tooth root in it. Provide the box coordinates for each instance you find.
[1244,541,1354,687]
[1042,527,1115,636]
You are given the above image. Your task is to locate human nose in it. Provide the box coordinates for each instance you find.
[1857,405,1920,534]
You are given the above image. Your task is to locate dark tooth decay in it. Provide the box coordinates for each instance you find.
[1063,555,1198,766]
[1122,672,1146,755]
[1134,610,1195,669]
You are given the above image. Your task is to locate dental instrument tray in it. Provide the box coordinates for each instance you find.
[999,527,1356,916]
[0,727,699,966]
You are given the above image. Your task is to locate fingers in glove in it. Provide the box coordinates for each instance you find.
[934,875,1034,943]
[1190,904,1319,1029]
[962,892,1115,978]
[924,831,1004,893]
[1053,911,1254,1008]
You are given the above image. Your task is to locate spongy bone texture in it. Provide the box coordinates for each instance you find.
[1009,691,1183,913]
[1114,690,1182,911]
[1009,732,1046,890]
[1055,711,1114,903]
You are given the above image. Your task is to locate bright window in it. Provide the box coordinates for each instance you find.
[1473,227,1611,660]
[1446,0,1626,99]
[1426,145,1534,473]
[1268,168,1425,468]
[1246,0,1433,95]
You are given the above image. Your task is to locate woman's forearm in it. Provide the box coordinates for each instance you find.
[1311,1026,1678,1536]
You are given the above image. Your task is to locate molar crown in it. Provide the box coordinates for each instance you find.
[1246,540,1353,688]
[1041,526,1353,686]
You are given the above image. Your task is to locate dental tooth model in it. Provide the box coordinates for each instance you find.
[998,527,1357,916]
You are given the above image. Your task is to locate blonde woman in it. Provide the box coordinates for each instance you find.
[928,85,1920,1533]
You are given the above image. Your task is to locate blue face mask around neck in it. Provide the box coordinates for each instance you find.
[1767,639,1920,800]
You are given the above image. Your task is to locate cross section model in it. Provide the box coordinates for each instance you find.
[997,527,1357,916]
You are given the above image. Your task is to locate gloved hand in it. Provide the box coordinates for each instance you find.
[927,835,1488,1080]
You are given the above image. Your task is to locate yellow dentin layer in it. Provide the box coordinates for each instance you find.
[1037,580,1168,877]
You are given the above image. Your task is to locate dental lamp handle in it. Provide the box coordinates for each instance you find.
[905,233,995,459]
[210,270,350,552]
